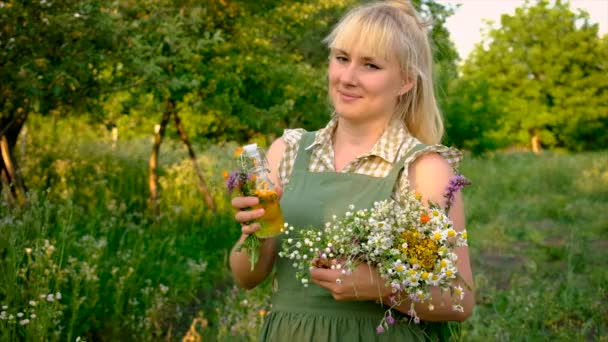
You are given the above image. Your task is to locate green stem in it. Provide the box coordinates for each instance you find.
[237,234,261,271]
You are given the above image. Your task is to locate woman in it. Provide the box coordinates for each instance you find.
[230,1,474,340]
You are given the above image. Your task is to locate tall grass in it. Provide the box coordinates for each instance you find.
[1,115,240,341]
[1,115,606,340]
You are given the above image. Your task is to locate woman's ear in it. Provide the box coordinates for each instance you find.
[398,78,415,96]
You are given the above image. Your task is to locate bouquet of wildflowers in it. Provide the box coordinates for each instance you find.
[226,146,285,271]
[225,147,261,271]
[279,176,471,332]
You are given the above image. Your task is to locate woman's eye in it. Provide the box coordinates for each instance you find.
[365,63,380,70]
[335,56,348,62]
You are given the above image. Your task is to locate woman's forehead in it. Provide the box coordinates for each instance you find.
[329,21,399,62]
[330,41,397,64]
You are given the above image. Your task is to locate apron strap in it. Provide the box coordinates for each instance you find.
[384,143,428,185]
[292,131,317,172]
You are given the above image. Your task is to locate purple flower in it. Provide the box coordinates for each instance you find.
[225,171,242,194]
[444,175,472,211]
[226,171,250,194]
[376,325,385,334]
[386,315,396,325]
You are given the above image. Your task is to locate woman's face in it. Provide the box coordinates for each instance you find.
[328,45,411,124]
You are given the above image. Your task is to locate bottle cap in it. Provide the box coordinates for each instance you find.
[243,143,259,156]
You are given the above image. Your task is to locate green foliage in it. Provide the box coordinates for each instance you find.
[459,0,608,151]
[0,0,117,117]
[444,78,508,155]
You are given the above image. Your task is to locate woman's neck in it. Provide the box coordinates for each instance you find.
[332,115,391,171]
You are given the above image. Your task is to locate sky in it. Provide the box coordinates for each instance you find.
[441,0,608,60]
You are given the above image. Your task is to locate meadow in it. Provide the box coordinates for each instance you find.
[0,115,606,341]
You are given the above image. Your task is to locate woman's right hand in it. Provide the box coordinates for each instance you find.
[231,196,265,236]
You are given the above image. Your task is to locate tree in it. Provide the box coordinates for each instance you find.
[0,0,118,200]
[444,78,508,154]
[460,0,608,151]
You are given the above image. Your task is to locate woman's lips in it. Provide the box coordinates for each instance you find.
[337,90,361,102]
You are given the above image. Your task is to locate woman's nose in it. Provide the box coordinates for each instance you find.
[338,63,357,86]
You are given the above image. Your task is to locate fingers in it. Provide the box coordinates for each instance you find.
[232,196,264,236]
[310,275,350,301]
[241,222,261,235]
[234,208,265,224]
[310,267,342,282]
[231,196,259,210]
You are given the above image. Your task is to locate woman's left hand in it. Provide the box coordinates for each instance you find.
[309,262,393,302]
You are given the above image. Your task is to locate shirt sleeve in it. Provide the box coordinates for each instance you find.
[393,145,463,206]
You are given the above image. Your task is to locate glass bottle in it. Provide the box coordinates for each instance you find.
[242,144,284,238]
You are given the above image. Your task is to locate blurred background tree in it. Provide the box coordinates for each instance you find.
[0,0,117,199]
[453,0,608,152]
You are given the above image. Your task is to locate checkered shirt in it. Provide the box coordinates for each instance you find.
[278,117,463,205]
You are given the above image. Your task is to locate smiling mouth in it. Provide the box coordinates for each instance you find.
[337,90,361,101]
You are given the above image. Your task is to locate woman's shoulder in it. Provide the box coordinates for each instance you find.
[400,136,463,171]
[394,138,464,206]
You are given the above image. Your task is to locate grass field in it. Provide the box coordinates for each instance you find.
[0,115,606,341]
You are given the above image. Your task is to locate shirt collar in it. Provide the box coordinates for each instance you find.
[305,116,338,151]
[305,116,410,164]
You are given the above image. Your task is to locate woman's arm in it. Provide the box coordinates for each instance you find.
[229,138,286,289]
[398,152,474,321]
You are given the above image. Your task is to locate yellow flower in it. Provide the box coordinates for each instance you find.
[447,229,456,238]
[395,264,405,273]
[259,309,266,317]
[400,231,439,271]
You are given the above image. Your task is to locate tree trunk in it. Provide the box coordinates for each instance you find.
[148,100,173,216]
[173,113,216,213]
[531,134,542,154]
[0,108,28,204]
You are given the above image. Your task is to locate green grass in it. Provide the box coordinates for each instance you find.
[460,152,608,341]
[0,115,606,341]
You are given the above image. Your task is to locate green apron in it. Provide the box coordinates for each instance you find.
[259,131,453,341]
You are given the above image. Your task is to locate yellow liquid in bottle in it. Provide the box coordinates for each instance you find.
[253,189,284,238]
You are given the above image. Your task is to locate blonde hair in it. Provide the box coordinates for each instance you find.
[323,0,443,144]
